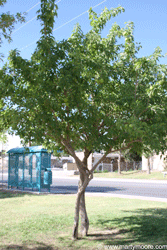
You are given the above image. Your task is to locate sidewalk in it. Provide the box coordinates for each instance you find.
[52,170,167,184]
[85,192,167,203]
[93,177,167,184]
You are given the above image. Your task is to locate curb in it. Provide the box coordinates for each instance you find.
[93,177,167,184]
[85,192,167,203]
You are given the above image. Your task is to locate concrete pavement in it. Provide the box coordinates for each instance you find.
[85,192,167,203]
[1,170,167,202]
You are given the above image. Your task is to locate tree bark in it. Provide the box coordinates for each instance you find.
[80,192,89,236]
[79,172,89,236]
[72,171,90,239]
[118,151,121,174]
[147,157,151,174]
[72,189,82,239]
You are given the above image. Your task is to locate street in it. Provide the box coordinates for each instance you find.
[1,172,167,199]
[51,176,167,199]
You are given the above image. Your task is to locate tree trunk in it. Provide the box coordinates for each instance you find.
[72,171,90,239]
[147,157,151,174]
[72,189,82,239]
[80,191,89,236]
[118,151,121,174]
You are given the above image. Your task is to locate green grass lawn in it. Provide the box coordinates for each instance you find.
[93,170,167,180]
[0,190,167,249]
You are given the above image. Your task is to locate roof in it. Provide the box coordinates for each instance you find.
[93,152,123,158]
[7,146,48,154]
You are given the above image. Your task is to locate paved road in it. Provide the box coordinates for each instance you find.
[50,176,167,199]
[1,172,167,200]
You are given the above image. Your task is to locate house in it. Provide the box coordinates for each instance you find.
[142,153,167,172]
[51,156,73,168]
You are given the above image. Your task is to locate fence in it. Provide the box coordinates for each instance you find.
[96,161,142,172]
[97,163,113,172]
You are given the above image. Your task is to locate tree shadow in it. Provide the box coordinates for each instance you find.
[50,185,122,194]
[87,208,167,245]
[121,170,141,176]
[1,185,123,197]
[87,228,128,240]
[0,190,32,199]
[1,242,58,250]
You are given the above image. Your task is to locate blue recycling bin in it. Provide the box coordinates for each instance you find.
[44,169,52,185]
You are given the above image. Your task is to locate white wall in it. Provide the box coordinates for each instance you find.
[152,153,166,171]
[142,156,148,171]
[73,152,92,170]
[142,154,166,171]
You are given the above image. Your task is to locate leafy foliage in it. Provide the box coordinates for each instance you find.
[0,0,25,53]
[123,148,142,162]
[0,0,25,135]
[0,130,7,143]
[1,0,167,166]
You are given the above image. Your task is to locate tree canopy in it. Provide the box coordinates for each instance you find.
[0,0,25,135]
[0,0,25,58]
[1,0,167,238]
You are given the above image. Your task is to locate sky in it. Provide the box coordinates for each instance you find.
[0,134,22,151]
[0,0,167,150]
[1,0,167,68]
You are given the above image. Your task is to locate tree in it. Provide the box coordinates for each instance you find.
[118,151,121,174]
[0,0,25,134]
[0,0,25,59]
[124,149,142,162]
[2,0,167,239]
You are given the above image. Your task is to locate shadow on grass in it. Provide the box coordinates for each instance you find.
[113,170,144,176]
[0,190,31,199]
[87,208,167,245]
[1,242,58,250]
[1,185,123,196]
[121,171,141,176]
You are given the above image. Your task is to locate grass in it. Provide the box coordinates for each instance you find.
[93,170,167,180]
[0,190,167,249]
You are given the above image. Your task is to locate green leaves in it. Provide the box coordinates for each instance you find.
[0,2,25,47]
[89,6,125,33]
[37,0,58,36]
[2,2,167,158]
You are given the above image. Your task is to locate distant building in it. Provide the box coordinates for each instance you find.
[142,153,167,172]
[72,151,134,172]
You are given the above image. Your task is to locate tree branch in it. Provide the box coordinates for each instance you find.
[83,148,92,166]
[61,138,91,175]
